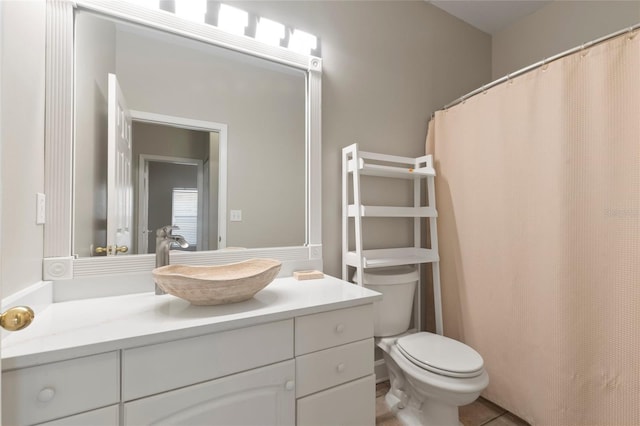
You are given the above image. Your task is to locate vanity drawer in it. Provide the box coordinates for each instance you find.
[37,405,120,426]
[122,319,293,400]
[124,360,295,425]
[295,338,373,397]
[295,304,373,355]
[297,374,375,426]
[1,352,119,426]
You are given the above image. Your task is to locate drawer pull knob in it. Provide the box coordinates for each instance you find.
[285,380,295,391]
[335,324,345,333]
[0,306,34,331]
[336,363,346,373]
[37,387,56,402]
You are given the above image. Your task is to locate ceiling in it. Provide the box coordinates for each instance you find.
[428,0,551,35]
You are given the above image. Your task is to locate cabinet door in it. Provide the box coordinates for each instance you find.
[37,405,119,425]
[124,360,295,426]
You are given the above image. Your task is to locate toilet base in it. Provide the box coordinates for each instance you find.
[384,389,461,426]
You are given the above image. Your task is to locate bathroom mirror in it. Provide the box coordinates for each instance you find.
[73,10,306,257]
[43,0,322,279]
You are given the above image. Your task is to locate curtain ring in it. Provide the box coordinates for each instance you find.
[580,43,590,57]
[507,74,514,85]
[541,58,548,71]
[627,27,637,41]
[482,85,488,94]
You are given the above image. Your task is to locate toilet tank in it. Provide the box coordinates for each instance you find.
[353,266,419,337]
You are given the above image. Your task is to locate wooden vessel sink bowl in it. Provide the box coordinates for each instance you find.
[152,259,282,305]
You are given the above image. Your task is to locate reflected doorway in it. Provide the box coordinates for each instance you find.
[131,111,227,254]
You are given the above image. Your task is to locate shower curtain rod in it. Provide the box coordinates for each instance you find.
[440,22,640,112]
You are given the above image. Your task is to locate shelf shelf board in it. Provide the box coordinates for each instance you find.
[347,159,435,179]
[345,247,439,269]
[347,205,437,218]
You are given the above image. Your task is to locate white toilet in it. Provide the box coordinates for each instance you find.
[357,267,489,426]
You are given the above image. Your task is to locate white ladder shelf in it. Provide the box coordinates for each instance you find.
[341,143,443,335]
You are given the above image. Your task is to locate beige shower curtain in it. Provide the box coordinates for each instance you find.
[427,31,640,425]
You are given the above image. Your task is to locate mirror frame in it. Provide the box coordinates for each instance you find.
[43,0,322,280]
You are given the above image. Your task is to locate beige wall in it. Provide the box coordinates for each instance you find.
[0,0,46,297]
[492,0,640,79]
[233,1,492,277]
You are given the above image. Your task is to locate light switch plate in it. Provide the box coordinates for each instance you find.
[36,193,46,224]
[230,210,242,222]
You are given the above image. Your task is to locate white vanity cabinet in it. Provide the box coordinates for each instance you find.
[2,277,381,426]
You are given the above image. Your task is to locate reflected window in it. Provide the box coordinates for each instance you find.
[172,188,198,246]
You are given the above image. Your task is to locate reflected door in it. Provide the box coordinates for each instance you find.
[139,158,202,254]
[107,73,133,255]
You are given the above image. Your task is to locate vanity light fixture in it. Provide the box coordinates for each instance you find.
[126,0,160,10]
[288,29,317,55]
[174,0,206,23]
[122,1,320,54]
[255,17,285,47]
[217,4,249,36]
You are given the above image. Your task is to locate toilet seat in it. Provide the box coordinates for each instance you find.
[396,332,484,378]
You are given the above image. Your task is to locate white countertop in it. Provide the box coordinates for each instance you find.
[1,276,381,370]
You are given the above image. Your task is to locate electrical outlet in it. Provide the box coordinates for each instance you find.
[230,210,242,222]
[36,193,46,224]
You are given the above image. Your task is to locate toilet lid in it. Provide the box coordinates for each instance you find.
[396,332,484,378]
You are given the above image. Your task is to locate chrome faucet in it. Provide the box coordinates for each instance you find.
[155,225,189,295]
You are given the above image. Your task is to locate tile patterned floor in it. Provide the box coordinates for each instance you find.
[375,381,530,426]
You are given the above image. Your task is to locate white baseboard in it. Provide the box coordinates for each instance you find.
[375,358,389,383]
